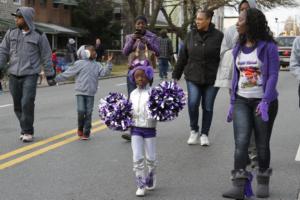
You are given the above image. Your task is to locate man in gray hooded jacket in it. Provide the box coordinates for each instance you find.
[0,7,55,142]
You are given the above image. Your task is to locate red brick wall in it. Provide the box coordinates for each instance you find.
[26,0,72,26]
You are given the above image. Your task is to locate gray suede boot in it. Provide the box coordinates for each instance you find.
[256,168,272,198]
[223,170,249,200]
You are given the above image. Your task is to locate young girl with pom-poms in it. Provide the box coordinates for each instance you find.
[127,61,157,197]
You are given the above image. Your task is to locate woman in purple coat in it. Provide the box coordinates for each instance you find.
[122,16,159,141]
[223,8,279,199]
[123,16,159,95]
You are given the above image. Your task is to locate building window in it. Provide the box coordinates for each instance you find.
[40,0,47,7]
[27,0,35,6]
[64,5,68,10]
[53,3,59,8]
[13,0,21,4]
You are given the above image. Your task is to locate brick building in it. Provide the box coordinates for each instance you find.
[0,0,82,50]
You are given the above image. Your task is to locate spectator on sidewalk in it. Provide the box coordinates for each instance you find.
[0,7,55,142]
[95,37,105,62]
[158,29,173,80]
[65,38,77,64]
[52,49,58,76]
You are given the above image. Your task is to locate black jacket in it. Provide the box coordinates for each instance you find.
[172,24,224,85]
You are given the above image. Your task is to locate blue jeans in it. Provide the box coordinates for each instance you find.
[9,74,38,135]
[233,95,278,170]
[76,95,94,136]
[158,58,169,79]
[186,81,219,135]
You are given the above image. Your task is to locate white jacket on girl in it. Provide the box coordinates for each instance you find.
[130,86,156,128]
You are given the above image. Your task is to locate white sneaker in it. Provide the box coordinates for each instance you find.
[136,188,146,197]
[22,134,34,142]
[187,131,199,145]
[200,134,210,146]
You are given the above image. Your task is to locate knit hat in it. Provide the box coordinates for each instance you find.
[68,38,75,44]
[135,15,148,24]
[128,59,153,84]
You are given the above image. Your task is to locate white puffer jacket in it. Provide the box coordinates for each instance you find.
[130,87,157,128]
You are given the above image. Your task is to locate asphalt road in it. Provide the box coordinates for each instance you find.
[0,72,299,200]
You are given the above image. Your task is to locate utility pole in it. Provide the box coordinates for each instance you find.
[275,17,279,36]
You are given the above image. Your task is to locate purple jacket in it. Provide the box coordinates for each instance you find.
[122,30,159,57]
[231,40,279,104]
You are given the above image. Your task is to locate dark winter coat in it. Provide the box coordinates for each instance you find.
[172,24,223,85]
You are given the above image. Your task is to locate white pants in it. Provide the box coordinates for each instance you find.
[131,135,157,177]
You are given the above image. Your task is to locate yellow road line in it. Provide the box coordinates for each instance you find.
[0,121,102,161]
[0,125,107,170]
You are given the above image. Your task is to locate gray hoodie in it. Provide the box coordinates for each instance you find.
[0,7,54,77]
[55,46,112,96]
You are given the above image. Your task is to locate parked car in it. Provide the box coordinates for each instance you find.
[275,36,296,70]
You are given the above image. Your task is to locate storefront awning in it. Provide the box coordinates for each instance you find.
[52,0,78,6]
[0,19,87,36]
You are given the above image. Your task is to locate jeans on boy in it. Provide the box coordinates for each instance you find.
[233,95,278,170]
[9,74,38,135]
[186,81,219,135]
[158,58,169,79]
[77,95,94,136]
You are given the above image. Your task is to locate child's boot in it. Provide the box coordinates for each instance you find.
[256,168,272,198]
[222,169,249,199]
[146,170,156,190]
[146,159,157,190]
[135,173,146,197]
[134,159,146,197]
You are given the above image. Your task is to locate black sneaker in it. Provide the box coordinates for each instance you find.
[121,133,131,141]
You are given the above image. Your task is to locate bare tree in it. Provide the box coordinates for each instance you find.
[160,0,298,39]
[122,0,297,39]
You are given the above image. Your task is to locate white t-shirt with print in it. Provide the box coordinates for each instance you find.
[236,48,263,98]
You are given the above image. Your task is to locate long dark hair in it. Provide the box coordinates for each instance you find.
[239,8,275,45]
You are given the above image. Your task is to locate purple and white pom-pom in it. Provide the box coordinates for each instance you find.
[99,92,133,131]
[148,81,186,121]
